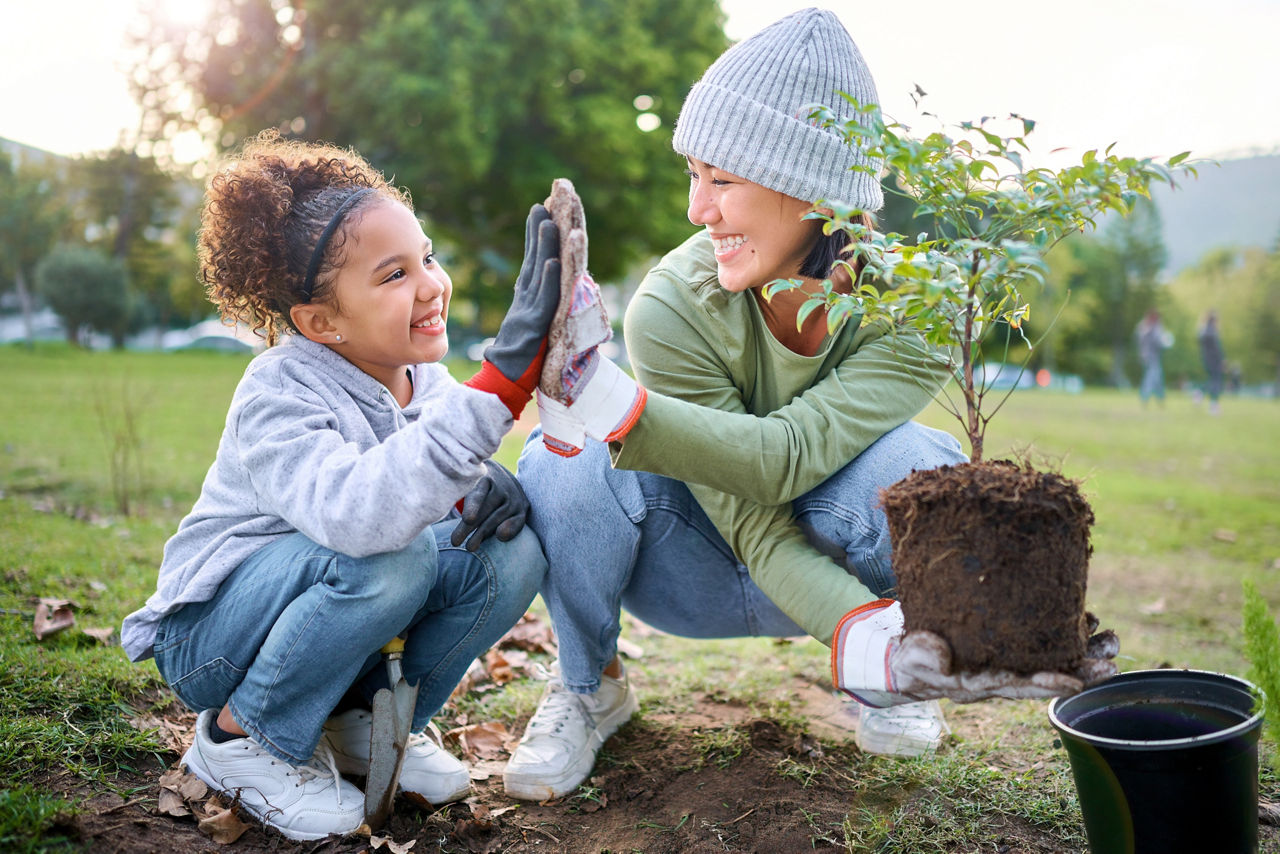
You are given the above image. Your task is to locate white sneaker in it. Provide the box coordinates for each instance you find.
[503,664,638,800]
[854,700,949,757]
[320,709,471,805]
[182,709,364,841]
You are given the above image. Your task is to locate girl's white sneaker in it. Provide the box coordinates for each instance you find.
[182,709,364,841]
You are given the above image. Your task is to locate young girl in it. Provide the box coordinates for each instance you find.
[121,132,560,840]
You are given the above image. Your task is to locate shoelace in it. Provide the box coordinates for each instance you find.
[291,741,346,806]
[523,683,587,741]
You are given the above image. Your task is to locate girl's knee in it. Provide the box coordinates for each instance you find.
[347,528,440,615]
[491,526,547,605]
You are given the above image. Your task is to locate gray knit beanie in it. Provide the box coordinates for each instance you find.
[673,7,883,211]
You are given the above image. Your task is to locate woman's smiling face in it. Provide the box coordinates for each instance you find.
[684,157,819,293]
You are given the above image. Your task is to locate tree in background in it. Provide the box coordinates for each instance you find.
[129,0,727,332]
[1015,199,1169,387]
[1166,236,1280,390]
[68,149,199,338]
[0,153,70,345]
[36,246,131,348]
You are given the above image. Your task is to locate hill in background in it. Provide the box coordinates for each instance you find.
[1151,152,1280,273]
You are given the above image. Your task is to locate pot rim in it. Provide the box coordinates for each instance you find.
[1047,668,1265,751]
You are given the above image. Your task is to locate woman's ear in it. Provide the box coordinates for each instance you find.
[290,302,339,344]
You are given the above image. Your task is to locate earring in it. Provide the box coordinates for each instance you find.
[335,334,342,342]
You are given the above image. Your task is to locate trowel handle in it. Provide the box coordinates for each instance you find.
[379,636,406,657]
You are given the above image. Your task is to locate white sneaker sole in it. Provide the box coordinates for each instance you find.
[502,689,639,801]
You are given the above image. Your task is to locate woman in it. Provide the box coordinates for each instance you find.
[504,8,1114,801]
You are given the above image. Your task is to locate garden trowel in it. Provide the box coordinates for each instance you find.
[364,635,418,829]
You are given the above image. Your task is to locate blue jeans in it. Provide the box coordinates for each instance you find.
[153,521,545,764]
[1140,359,1165,402]
[517,420,965,694]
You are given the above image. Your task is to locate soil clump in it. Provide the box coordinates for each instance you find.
[883,460,1093,673]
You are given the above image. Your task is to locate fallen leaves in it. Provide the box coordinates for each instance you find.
[368,833,417,852]
[445,721,516,762]
[130,712,197,755]
[33,597,76,640]
[155,768,249,843]
[497,613,557,655]
[196,796,250,844]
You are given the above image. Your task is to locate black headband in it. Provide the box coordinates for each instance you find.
[300,187,376,303]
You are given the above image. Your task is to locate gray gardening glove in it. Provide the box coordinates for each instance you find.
[450,461,529,551]
[464,205,560,418]
[833,600,1120,707]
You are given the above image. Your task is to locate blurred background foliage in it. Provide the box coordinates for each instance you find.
[0,0,1277,394]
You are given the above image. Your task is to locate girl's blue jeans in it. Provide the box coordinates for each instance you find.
[517,420,965,695]
[153,521,545,764]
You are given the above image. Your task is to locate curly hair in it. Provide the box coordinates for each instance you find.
[198,130,412,345]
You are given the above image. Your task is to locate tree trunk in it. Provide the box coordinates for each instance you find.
[1109,342,1130,388]
[14,268,34,348]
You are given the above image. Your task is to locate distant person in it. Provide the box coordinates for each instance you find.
[1135,309,1173,406]
[120,133,561,840]
[1198,310,1225,415]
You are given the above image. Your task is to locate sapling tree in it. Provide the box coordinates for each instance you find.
[767,96,1195,462]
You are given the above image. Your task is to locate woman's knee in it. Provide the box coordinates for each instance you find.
[518,430,640,534]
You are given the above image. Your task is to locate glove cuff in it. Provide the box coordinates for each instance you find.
[831,599,913,708]
[538,395,586,457]
[536,358,646,455]
[465,360,531,420]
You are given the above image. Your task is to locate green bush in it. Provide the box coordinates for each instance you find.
[35,245,130,348]
[1242,578,1280,765]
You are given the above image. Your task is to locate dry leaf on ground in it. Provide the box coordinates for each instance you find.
[497,613,557,654]
[33,597,76,640]
[445,721,512,761]
[156,768,208,818]
[451,817,502,854]
[131,714,197,754]
[196,795,250,844]
[482,648,530,684]
[370,834,417,852]
[82,627,115,645]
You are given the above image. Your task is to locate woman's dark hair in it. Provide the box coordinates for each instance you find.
[797,211,874,281]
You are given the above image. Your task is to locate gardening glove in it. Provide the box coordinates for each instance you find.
[450,460,529,551]
[537,349,648,457]
[832,600,1120,707]
[535,267,646,457]
[464,204,561,419]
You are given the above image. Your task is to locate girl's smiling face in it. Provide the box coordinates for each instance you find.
[310,200,452,393]
[684,157,819,293]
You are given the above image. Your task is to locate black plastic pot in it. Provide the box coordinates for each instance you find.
[1048,669,1264,854]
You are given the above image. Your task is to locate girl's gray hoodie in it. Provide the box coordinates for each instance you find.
[120,334,511,661]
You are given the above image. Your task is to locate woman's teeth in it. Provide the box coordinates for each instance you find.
[713,235,747,253]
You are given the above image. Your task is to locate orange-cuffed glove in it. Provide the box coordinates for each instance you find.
[832,600,1120,707]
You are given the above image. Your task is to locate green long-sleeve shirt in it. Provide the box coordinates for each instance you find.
[613,231,952,644]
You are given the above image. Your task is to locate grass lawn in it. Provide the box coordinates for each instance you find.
[1,342,1277,852]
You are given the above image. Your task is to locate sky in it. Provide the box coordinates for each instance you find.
[1,0,1277,167]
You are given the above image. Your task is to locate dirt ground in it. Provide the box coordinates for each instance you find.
[60,687,1066,854]
[50,617,1280,854]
